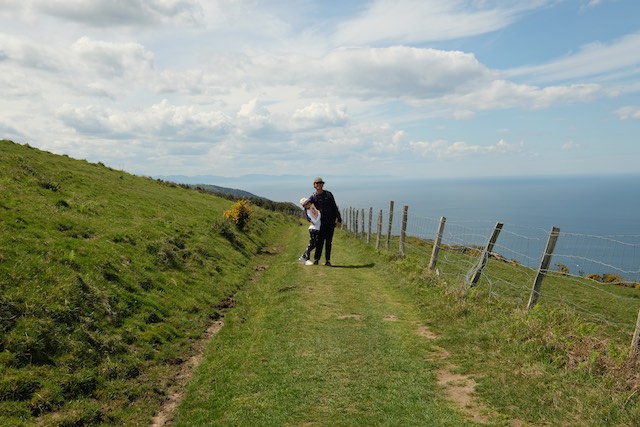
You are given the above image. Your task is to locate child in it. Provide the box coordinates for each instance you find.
[299,197,321,265]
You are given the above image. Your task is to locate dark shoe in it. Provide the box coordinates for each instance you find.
[313,260,319,265]
[325,261,332,267]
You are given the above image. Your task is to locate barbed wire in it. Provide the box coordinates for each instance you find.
[343,205,640,348]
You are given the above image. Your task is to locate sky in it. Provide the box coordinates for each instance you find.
[1,0,639,180]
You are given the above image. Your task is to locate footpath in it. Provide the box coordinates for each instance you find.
[162,227,496,427]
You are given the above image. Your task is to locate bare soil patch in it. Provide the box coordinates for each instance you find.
[337,314,363,321]
[149,320,224,427]
[416,322,493,425]
[148,256,276,427]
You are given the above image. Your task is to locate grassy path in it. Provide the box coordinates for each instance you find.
[171,227,489,426]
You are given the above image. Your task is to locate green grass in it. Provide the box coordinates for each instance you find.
[173,229,640,426]
[3,139,640,426]
[0,140,298,426]
[367,236,640,426]
[174,229,479,426]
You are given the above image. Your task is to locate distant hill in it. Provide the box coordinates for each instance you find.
[153,175,264,199]
[155,177,300,214]
[154,174,308,200]
[187,183,263,200]
[154,174,307,187]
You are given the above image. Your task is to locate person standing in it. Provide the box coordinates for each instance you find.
[306,177,342,266]
[299,198,321,265]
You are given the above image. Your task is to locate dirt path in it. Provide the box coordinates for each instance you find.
[151,229,508,426]
[149,320,224,427]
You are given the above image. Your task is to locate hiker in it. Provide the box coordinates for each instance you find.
[299,198,321,265]
[306,177,342,266]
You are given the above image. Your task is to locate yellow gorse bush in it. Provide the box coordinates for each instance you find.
[224,199,253,230]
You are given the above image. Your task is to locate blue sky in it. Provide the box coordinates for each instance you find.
[1,0,639,179]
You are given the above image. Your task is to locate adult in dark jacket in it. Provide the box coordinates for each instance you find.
[306,177,342,266]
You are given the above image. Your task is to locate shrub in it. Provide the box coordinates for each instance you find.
[223,200,253,231]
[602,273,623,284]
[555,262,569,275]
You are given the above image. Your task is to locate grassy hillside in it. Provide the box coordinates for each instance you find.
[185,183,263,200]
[0,140,298,426]
[4,139,640,426]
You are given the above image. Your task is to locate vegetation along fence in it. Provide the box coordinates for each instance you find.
[342,202,640,362]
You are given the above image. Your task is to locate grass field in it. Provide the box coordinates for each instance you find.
[2,139,640,426]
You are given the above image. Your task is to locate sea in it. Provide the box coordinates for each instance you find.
[225,173,640,280]
[229,174,638,234]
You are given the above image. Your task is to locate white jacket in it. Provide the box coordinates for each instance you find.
[305,207,321,231]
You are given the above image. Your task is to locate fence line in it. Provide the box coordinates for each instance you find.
[342,202,640,361]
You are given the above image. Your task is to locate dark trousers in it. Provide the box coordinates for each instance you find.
[315,223,336,262]
[303,229,320,260]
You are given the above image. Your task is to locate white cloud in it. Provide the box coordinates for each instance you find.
[57,100,231,141]
[71,37,155,79]
[333,0,541,46]
[453,110,475,120]
[506,32,640,84]
[446,80,602,111]
[409,138,523,158]
[317,46,490,99]
[34,0,204,27]
[291,102,349,129]
[0,33,156,100]
[584,0,602,8]
[615,106,640,120]
[235,98,277,136]
[1,0,638,178]
[0,119,27,142]
[0,33,66,71]
[562,141,581,150]
[148,45,604,115]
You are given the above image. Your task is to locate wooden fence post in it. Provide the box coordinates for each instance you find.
[345,207,350,232]
[360,208,365,240]
[376,209,383,249]
[467,222,504,288]
[400,205,408,257]
[367,207,373,244]
[527,226,560,310]
[353,208,357,234]
[386,201,394,251]
[346,208,350,232]
[354,208,359,236]
[345,208,350,232]
[630,308,640,362]
[429,216,446,272]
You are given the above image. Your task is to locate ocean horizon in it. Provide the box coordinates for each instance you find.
[219,173,640,236]
[218,173,640,280]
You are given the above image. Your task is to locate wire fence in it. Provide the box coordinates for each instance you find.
[342,203,640,360]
